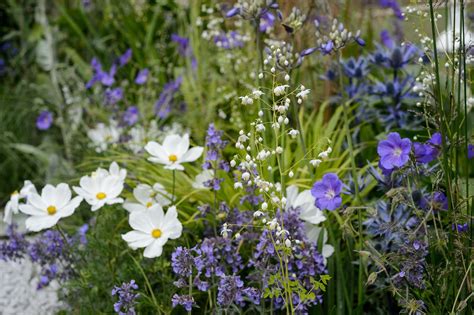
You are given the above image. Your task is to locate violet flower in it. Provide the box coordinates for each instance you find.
[123,106,139,126]
[36,110,53,130]
[311,173,343,211]
[119,48,132,67]
[468,144,474,159]
[377,132,411,170]
[134,68,149,85]
[111,280,139,315]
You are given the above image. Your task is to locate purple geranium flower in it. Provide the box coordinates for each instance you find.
[36,110,53,130]
[311,173,343,211]
[377,132,411,170]
[413,132,441,164]
[123,106,139,126]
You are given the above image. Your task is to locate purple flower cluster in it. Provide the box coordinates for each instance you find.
[213,31,245,49]
[122,106,139,126]
[393,240,428,289]
[111,280,139,315]
[171,294,194,312]
[311,173,343,211]
[217,275,260,307]
[86,49,132,89]
[202,124,229,191]
[0,224,28,261]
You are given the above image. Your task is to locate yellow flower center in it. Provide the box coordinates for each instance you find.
[47,205,57,215]
[168,154,178,162]
[150,191,157,198]
[146,202,153,208]
[11,190,19,196]
[151,229,162,238]
[96,192,107,200]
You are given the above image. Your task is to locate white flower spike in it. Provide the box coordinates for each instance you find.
[145,134,203,171]
[19,183,82,232]
[122,205,183,258]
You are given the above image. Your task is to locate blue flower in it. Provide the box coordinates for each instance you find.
[112,280,139,315]
[134,68,149,85]
[377,132,411,170]
[468,144,474,159]
[36,110,53,130]
[311,173,343,211]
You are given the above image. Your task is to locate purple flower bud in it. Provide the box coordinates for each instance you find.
[225,7,240,18]
[134,68,149,85]
[123,106,139,126]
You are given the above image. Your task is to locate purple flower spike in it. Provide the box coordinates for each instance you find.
[311,173,343,211]
[134,68,149,85]
[377,132,411,170]
[36,110,53,130]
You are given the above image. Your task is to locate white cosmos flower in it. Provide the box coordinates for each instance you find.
[192,170,214,189]
[304,226,334,265]
[3,180,37,224]
[94,161,127,181]
[285,185,326,225]
[73,167,124,211]
[87,122,121,153]
[122,205,182,258]
[144,134,203,171]
[123,183,172,213]
[18,183,82,232]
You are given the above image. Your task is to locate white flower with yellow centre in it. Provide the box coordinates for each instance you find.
[87,122,121,153]
[3,180,37,224]
[144,134,203,171]
[122,205,182,258]
[94,161,127,181]
[18,183,82,232]
[73,170,124,211]
[123,183,172,213]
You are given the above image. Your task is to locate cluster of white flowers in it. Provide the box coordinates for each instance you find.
[87,121,121,153]
[314,18,362,53]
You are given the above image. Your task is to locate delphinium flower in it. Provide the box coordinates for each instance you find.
[122,106,139,126]
[123,183,172,213]
[111,280,139,315]
[202,124,228,191]
[0,224,28,261]
[377,132,412,171]
[36,110,53,130]
[3,180,36,224]
[311,173,343,211]
[134,68,148,85]
[121,205,182,258]
[19,183,83,232]
[154,76,183,118]
[73,162,125,211]
[87,121,121,153]
[145,134,203,171]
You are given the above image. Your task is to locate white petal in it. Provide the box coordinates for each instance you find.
[123,202,147,213]
[285,185,299,210]
[322,244,334,258]
[122,231,153,249]
[143,240,164,258]
[41,184,57,205]
[129,211,155,233]
[25,215,60,232]
[134,184,152,205]
[180,146,203,163]
[19,204,45,216]
[145,141,169,162]
[28,192,46,209]
[148,204,165,228]
[162,134,185,156]
[55,183,72,209]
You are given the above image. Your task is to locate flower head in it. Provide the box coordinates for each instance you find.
[122,205,182,258]
[377,132,411,170]
[123,106,139,126]
[87,122,121,153]
[134,68,149,85]
[145,134,203,171]
[112,280,139,314]
[73,162,125,211]
[311,173,343,211]
[123,183,172,213]
[36,110,53,130]
[19,183,82,232]
[3,180,37,224]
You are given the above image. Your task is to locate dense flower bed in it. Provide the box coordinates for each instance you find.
[1,1,473,314]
